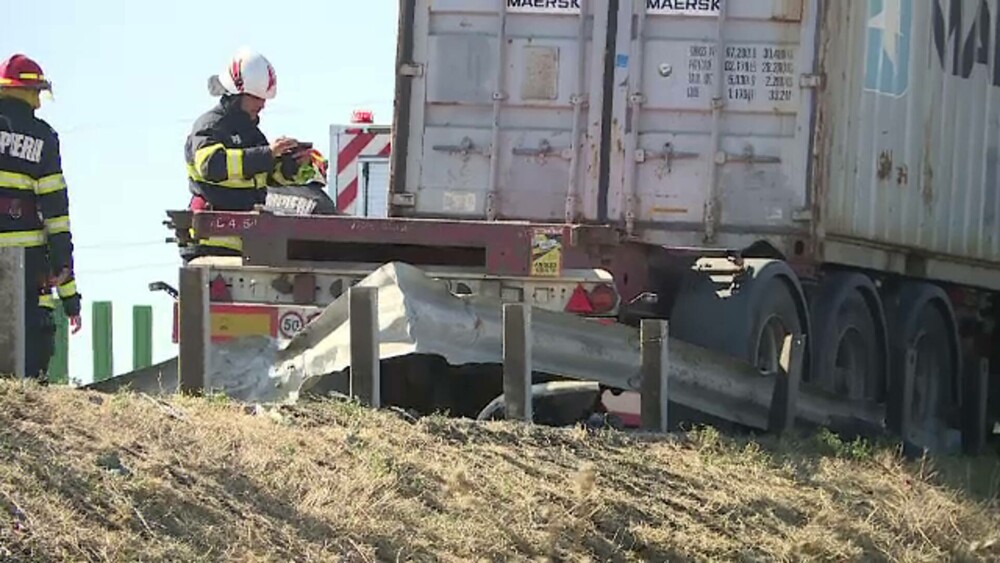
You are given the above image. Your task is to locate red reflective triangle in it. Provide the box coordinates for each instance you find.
[565,284,594,314]
[209,275,232,302]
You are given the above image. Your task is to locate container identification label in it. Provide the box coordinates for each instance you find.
[506,0,721,16]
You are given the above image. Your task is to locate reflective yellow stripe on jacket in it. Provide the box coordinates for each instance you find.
[187,164,259,189]
[189,143,262,189]
[0,170,36,191]
[44,215,71,235]
[39,293,55,310]
[0,230,46,248]
[57,279,77,299]
[36,173,67,195]
[0,171,68,195]
[226,149,244,179]
[192,143,221,174]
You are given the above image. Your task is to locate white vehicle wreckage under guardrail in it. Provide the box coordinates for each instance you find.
[270,262,883,433]
[87,260,888,437]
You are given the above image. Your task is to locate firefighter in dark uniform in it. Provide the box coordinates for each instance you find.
[183,47,311,261]
[0,53,81,380]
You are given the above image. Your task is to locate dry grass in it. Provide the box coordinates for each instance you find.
[1,380,999,562]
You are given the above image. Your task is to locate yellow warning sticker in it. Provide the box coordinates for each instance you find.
[531,228,563,277]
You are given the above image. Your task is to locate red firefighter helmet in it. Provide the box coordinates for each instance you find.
[0,54,52,91]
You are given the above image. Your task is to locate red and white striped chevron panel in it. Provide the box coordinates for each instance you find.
[333,125,391,215]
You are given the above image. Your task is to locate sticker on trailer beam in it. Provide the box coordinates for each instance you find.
[530,228,563,277]
[505,0,721,16]
[210,305,277,342]
[209,304,321,342]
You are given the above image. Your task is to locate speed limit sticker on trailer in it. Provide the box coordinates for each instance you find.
[531,228,563,277]
[278,310,306,339]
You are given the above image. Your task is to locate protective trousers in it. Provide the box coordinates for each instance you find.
[21,246,48,381]
[37,306,55,376]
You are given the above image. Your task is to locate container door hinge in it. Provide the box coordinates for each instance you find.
[390,193,416,208]
[399,63,424,77]
[799,73,824,89]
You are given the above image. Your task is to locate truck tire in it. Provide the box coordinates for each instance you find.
[809,273,888,402]
[884,282,961,452]
[669,258,808,377]
[746,277,804,375]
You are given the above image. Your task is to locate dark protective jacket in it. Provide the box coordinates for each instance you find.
[184,95,298,211]
[0,96,77,297]
[183,95,299,254]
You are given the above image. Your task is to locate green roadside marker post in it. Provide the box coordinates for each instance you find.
[48,301,157,384]
[48,304,70,384]
[132,305,153,370]
[92,301,113,381]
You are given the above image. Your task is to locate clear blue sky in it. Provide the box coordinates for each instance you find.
[3,0,399,383]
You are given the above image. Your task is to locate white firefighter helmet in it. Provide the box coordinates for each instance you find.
[207,47,277,100]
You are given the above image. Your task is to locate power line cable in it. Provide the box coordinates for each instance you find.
[76,240,170,250]
[77,262,179,275]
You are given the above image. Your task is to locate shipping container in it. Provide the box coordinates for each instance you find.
[818,0,1000,290]
[391,0,1000,291]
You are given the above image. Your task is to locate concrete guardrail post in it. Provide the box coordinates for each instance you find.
[502,303,532,423]
[887,347,918,443]
[348,286,380,407]
[962,357,990,456]
[178,266,210,395]
[640,319,669,433]
[0,247,25,378]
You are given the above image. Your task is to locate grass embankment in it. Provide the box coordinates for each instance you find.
[1,380,998,562]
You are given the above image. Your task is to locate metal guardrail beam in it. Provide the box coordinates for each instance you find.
[276,262,885,434]
[83,356,179,395]
[91,261,886,444]
[497,313,673,431]
[0,247,25,378]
